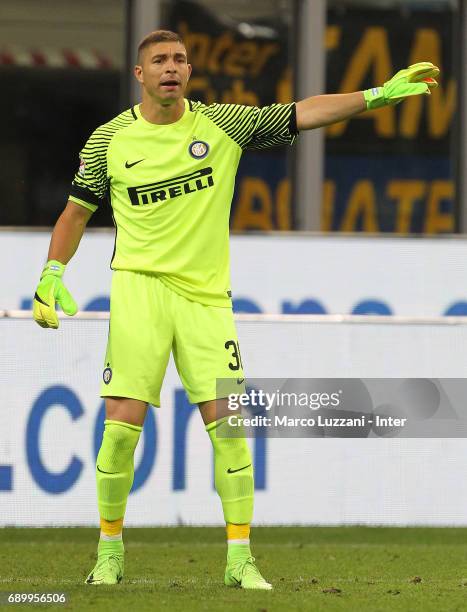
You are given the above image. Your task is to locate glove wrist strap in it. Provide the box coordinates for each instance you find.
[363,87,386,110]
[41,259,66,279]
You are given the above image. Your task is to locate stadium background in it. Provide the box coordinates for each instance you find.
[1,0,467,530]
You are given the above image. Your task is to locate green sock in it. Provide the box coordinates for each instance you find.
[96,419,142,521]
[206,417,254,525]
[227,542,251,563]
[97,538,124,558]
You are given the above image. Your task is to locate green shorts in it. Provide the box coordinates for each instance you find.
[100,270,245,406]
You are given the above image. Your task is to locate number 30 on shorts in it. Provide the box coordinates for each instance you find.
[225,339,243,371]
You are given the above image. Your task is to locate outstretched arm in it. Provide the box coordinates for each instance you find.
[296,62,440,131]
[296,91,366,130]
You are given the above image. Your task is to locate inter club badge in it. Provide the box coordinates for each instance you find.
[189,140,209,159]
[103,365,112,385]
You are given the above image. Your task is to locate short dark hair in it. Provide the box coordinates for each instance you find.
[137,30,185,62]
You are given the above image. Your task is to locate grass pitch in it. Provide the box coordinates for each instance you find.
[1,527,467,611]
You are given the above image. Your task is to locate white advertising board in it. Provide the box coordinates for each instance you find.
[2,230,467,316]
[1,315,467,526]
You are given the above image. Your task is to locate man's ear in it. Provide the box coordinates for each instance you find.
[187,63,192,81]
[134,65,143,84]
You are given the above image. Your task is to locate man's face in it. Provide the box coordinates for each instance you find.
[135,41,192,104]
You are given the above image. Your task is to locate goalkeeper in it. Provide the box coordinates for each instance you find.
[33,28,439,591]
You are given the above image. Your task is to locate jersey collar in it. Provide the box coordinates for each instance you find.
[133,99,190,128]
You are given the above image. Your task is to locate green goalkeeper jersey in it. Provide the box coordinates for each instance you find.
[69,99,297,307]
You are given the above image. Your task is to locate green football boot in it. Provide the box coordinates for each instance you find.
[85,539,124,585]
[225,555,273,590]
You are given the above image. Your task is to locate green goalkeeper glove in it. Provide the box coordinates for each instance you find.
[33,260,78,329]
[364,62,439,110]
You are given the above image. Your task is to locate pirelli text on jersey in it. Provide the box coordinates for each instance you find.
[127,167,214,206]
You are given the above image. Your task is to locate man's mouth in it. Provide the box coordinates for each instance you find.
[160,80,180,89]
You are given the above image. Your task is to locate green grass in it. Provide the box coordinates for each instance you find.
[1,527,467,611]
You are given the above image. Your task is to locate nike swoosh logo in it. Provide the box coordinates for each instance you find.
[125,159,145,168]
[227,463,251,474]
[96,465,118,475]
[237,378,245,385]
[34,292,49,307]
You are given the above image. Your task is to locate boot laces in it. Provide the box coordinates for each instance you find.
[96,553,122,575]
[238,556,264,581]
